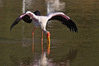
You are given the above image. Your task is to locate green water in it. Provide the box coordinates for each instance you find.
[0,0,99,66]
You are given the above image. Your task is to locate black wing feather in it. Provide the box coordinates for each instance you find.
[22,10,41,23]
[10,15,32,31]
[33,10,41,16]
[10,10,41,31]
[10,17,21,31]
[48,15,78,32]
[22,15,32,23]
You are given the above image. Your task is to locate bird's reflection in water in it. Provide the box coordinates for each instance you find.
[33,52,53,66]
[19,49,77,66]
[38,52,48,66]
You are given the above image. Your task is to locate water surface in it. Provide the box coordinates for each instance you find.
[0,0,99,66]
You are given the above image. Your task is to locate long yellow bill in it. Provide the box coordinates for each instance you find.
[46,32,50,54]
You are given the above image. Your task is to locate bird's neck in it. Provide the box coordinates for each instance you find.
[26,12,37,19]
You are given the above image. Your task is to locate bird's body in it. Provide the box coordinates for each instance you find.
[34,16,48,31]
[22,11,71,33]
[10,10,78,54]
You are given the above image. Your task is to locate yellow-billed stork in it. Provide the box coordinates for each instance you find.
[10,10,78,54]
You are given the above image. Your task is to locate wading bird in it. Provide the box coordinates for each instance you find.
[10,10,78,54]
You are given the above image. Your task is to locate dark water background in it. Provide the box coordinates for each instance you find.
[0,0,99,66]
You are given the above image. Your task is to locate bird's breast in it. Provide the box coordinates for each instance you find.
[33,16,48,28]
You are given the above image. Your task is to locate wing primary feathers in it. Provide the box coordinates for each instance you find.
[10,13,32,31]
[62,19,78,32]
[10,17,21,31]
[48,14,78,32]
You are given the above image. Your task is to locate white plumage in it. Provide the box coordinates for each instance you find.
[10,10,78,54]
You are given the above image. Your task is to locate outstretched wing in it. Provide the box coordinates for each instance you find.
[10,16,21,31]
[48,12,78,32]
[10,14,32,31]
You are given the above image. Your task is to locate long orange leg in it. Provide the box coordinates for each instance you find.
[32,27,36,53]
[41,30,44,54]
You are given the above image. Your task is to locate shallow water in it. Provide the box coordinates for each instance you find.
[0,0,99,66]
